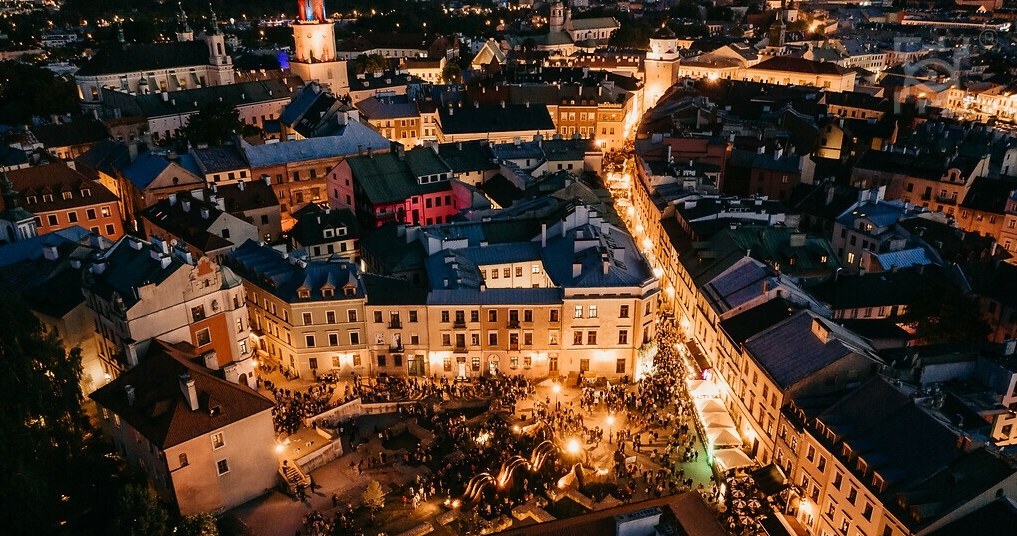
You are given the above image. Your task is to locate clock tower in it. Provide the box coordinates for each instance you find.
[643,22,681,115]
[290,0,348,92]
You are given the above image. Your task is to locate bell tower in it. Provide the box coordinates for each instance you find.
[644,22,681,114]
[176,2,193,42]
[290,0,348,92]
[549,1,566,33]
[203,5,234,86]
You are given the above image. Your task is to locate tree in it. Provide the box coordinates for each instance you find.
[0,294,93,533]
[177,513,220,536]
[352,53,389,75]
[179,100,244,147]
[362,480,386,512]
[900,281,990,344]
[0,62,79,125]
[442,63,463,84]
[111,483,170,536]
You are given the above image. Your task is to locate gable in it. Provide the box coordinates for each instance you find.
[146,163,203,191]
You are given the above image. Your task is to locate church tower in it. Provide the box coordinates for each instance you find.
[203,5,234,86]
[290,0,348,92]
[643,22,681,115]
[0,173,37,244]
[549,1,566,34]
[176,2,193,42]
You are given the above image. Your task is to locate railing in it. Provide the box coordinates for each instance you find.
[453,320,467,329]
[390,344,404,353]
[453,345,469,353]
[507,320,520,329]
[388,320,402,329]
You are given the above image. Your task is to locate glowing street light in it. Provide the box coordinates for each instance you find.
[606,414,615,443]
[565,437,581,455]
[552,382,562,410]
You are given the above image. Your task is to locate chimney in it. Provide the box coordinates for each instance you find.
[181,199,191,212]
[168,193,178,206]
[162,92,169,102]
[602,259,610,275]
[203,350,219,370]
[262,174,271,186]
[42,245,59,261]
[179,374,199,411]
[238,180,246,191]
[573,262,582,278]
[541,222,547,247]
[125,385,136,406]
[1004,339,1016,356]
[125,342,139,366]
[200,207,210,219]
[128,141,139,162]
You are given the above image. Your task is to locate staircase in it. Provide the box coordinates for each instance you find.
[279,460,310,494]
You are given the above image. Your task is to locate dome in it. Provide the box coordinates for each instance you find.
[653,23,676,40]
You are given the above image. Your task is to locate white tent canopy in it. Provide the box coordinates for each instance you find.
[706,427,742,448]
[687,380,720,398]
[695,398,728,414]
[703,412,737,429]
[714,448,755,473]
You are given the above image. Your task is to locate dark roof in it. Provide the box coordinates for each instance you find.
[4,163,119,213]
[101,79,297,119]
[77,41,212,76]
[89,340,274,449]
[928,497,1017,536]
[720,297,799,344]
[438,104,555,134]
[191,145,248,174]
[745,312,872,389]
[289,204,360,248]
[73,140,132,181]
[435,141,498,173]
[141,193,233,253]
[83,236,186,308]
[961,176,1017,215]
[363,273,428,305]
[959,261,1017,309]
[752,56,850,76]
[29,119,110,148]
[359,222,427,274]
[217,179,279,213]
[347,149,452,205]
[808,267,946,309]
[227,240,365,302]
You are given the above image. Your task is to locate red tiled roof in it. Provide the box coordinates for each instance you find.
[90,340,273,449]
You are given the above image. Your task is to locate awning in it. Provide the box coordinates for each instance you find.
[687,340,711,372]
[706,426,742,448]
[696,398,728,414]
[714,448,755,473]
[688,379,720,398]
[751,464,788,496]
[703,412,737,429]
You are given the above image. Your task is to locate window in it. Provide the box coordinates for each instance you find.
[179,453,189,467]
[216,459,229,475]
[409,310,418,323]
[67,211,78,223]
[532,265,540,274]
[616,358,626,374]
[471,356,481,371]
[619,330,628,344]
[374,311,383,323]
[806,444,816,462]
[441,310,450,323]
[832,472,843,490]
[86,208,97,220]
[523,310,532,322]
[378,355,386,367]
[328,333,339,346]
[847,487,857,505]
[619,305,629,318]
[503,268,510,278]
[442,333,451,346]
[195,328,211,347]
[191,305,206,321]
[574,305,583,318]
[309,357,318,370]
[818,456,827,473]
[488,310,497,322]
[211,432,225,449]
[550,310,559,322]
[488,332,498,345]
[101,206,111,217]
[588,305,598,318]
[862,503,873,521]
[444,356,452,372]
[326,311,336,324]
[348,310,358,322]
[846,252,856,265]
[471,310,480,323]
[515,267,522,277]
[305,335,316,347]
[587,331,597,345]
[573,331,583,345]
[302,312,312,325]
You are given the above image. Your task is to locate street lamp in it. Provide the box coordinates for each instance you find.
[565,437,581,456]
[552,382,562,411]
[606,414,615,443]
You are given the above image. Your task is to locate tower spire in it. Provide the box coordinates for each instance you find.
[177,2,192,34]
[208,3,221,35]
[115,18,125,44]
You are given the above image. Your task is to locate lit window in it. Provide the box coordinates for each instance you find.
[211,432,224,449]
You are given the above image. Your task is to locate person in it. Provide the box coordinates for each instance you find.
[310,474,318,492]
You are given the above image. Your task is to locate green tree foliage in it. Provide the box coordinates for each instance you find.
[609,18,654,49]
[112,484,170,536]
[0,62,79,125]
[442,63,463,84]
[177,513,220,536]
[180,100,244,147]
[352,53,390,75]
[900,281,990,344]
[362,480,386,512]
[0,294,92,533]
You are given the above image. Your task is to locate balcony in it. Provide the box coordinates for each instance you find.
[508,343,520,351]
[935,195,958,205]
[390,344,404,353]
[388,320,402,329]
[453,320,467,329]
[453,345,469,353]
[507,320,521,329]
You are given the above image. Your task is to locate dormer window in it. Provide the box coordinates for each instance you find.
[336,226,346,237]
[297,288,310,299]
[322,288,335,298]
[42,194,53,202]
[343,286,355,297]
[62,191,72,200]
[323,228,335,238]
[26,196,36,204]
[80,188,91,197]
